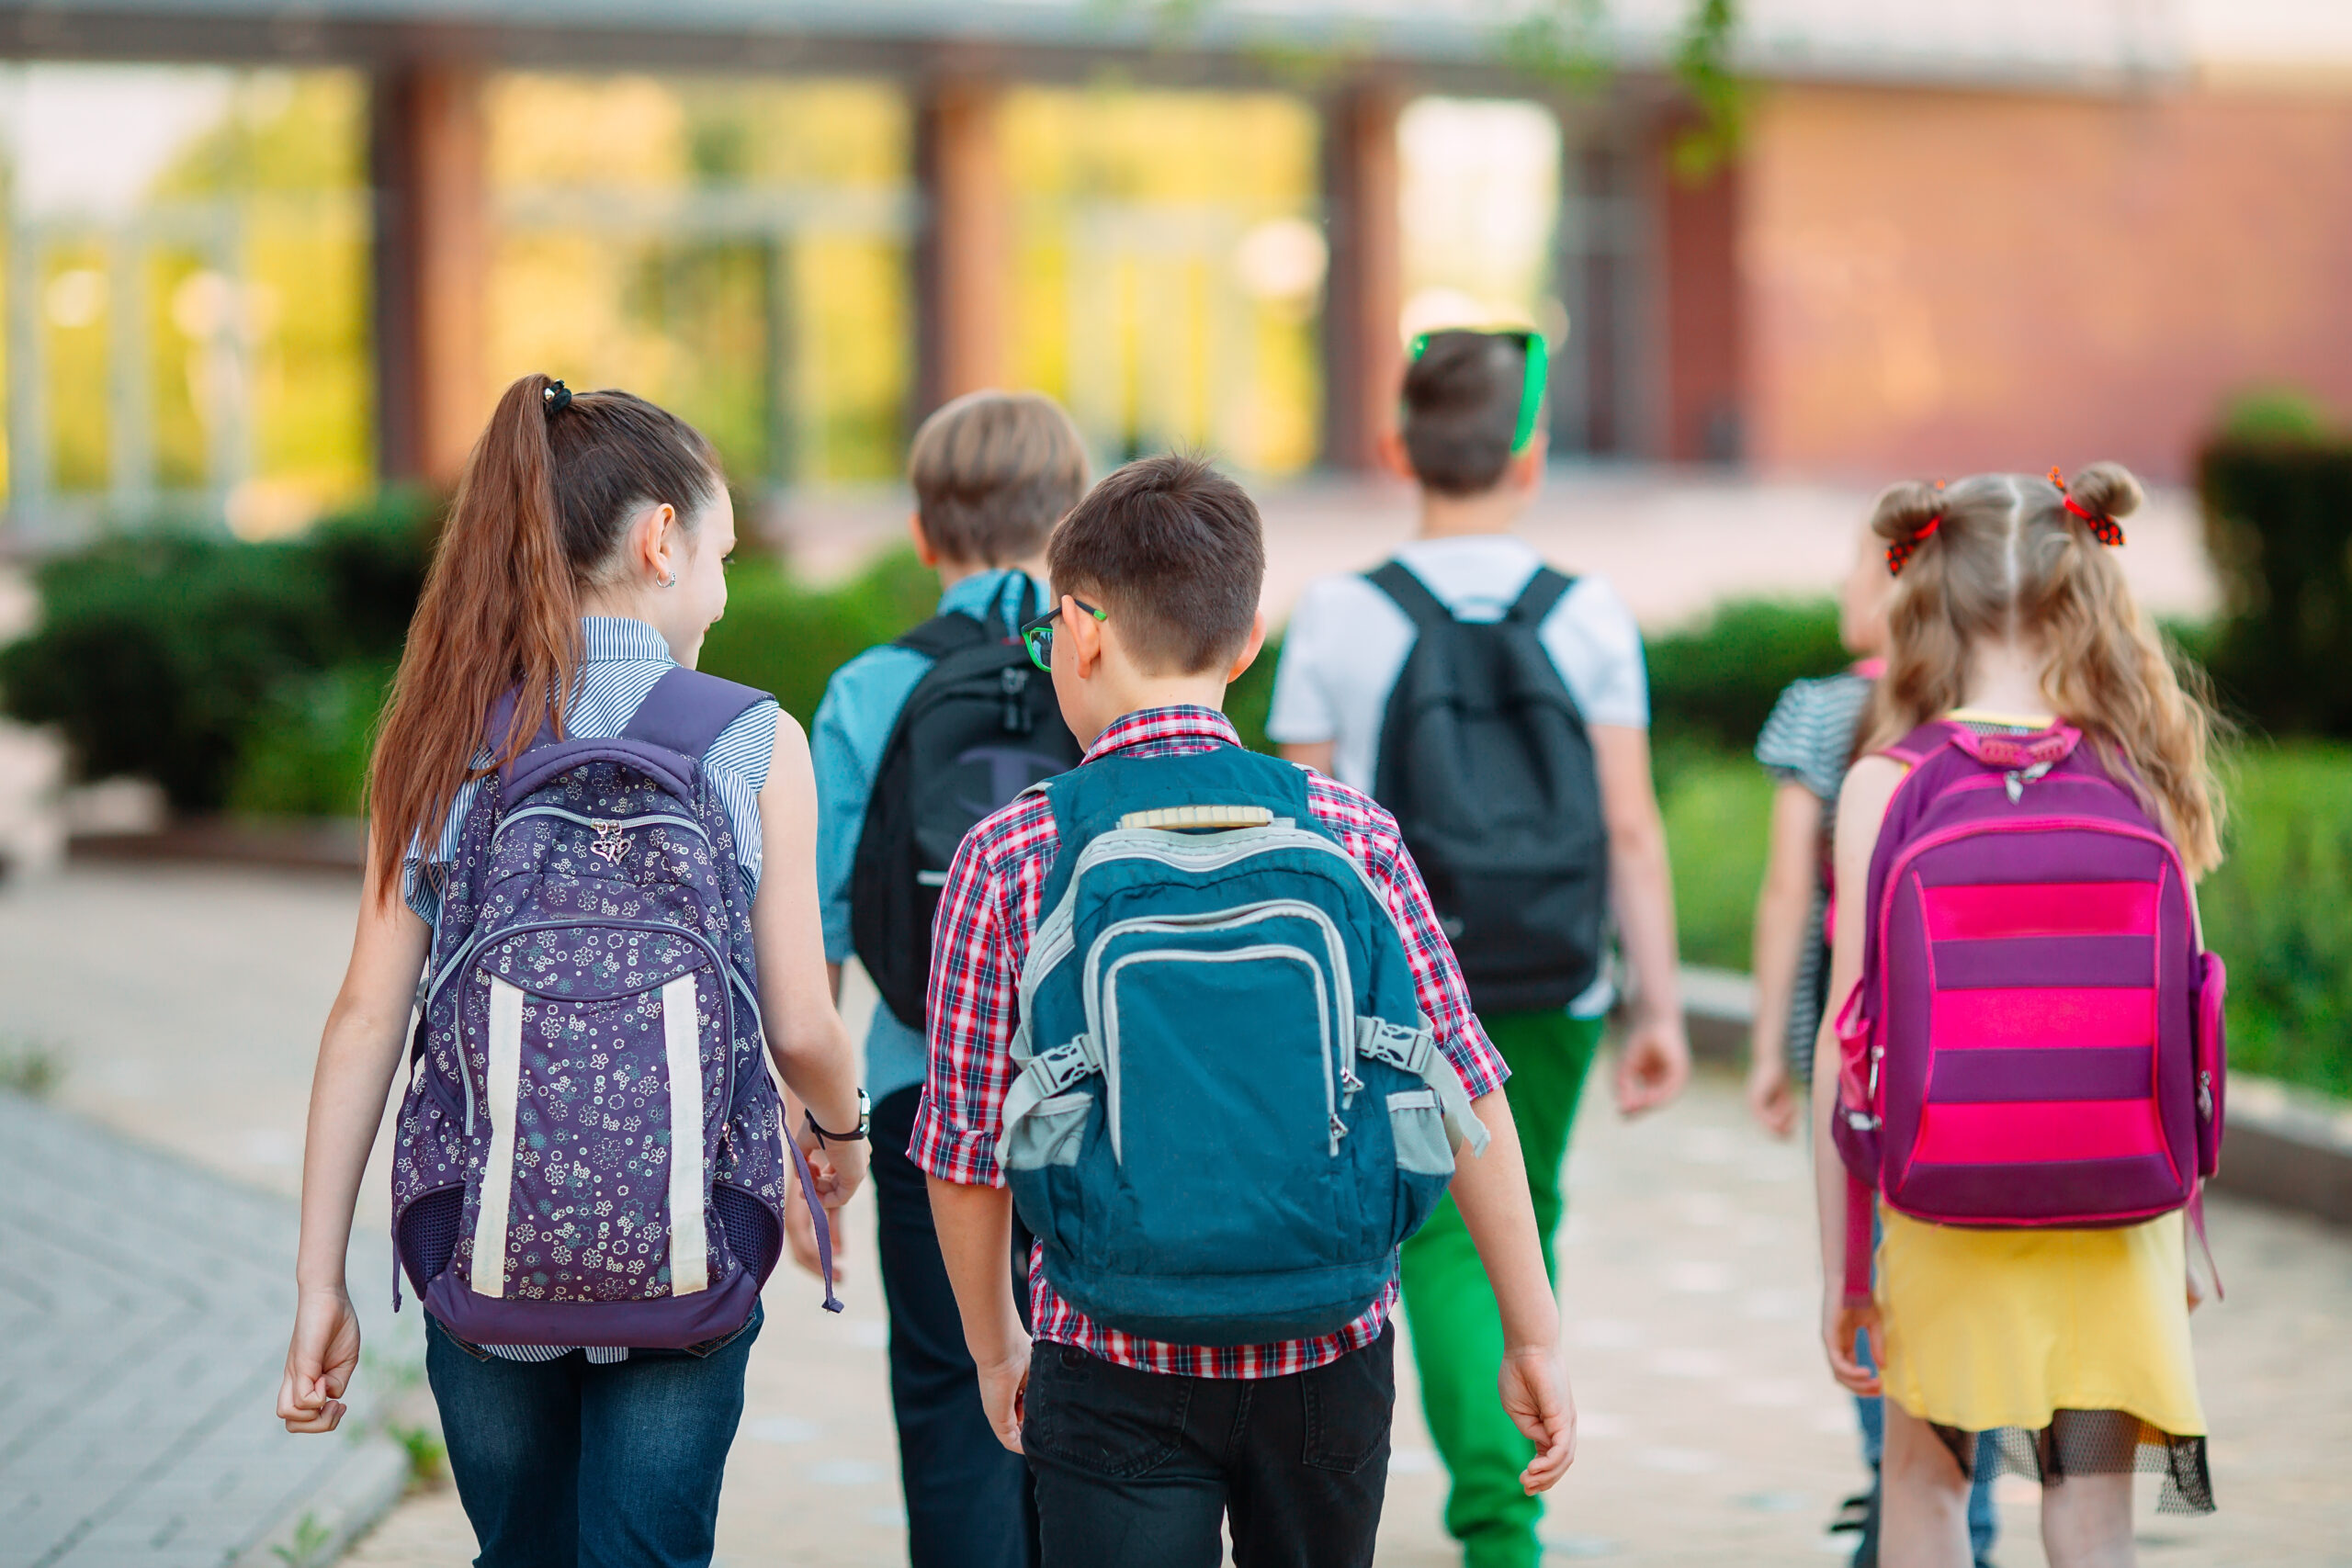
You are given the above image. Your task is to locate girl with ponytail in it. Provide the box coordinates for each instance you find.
[1813,465,2223,1566]
[276,375,865,1566]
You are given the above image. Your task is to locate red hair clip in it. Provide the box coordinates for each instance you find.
[1885,512,1941,576]
[2051,467,2124,547]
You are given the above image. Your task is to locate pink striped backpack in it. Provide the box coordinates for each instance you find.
[1831,720,2226,1299]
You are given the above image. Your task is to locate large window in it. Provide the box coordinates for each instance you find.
[0,64,371,540]
[1002,86,1324,477]
[485,73,913,492]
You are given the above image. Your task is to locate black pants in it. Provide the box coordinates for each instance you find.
[872,1086,1040,1568]
[1021,1325,1396,1568]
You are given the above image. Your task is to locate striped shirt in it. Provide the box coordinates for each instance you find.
[1754,665,1876,1088]
[910,705,1506,1379]
[404,615,778,1363]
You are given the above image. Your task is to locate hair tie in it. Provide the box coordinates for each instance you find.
[543,378,573,416]
[1885,512,1940,576]
[2051,468,2123,546]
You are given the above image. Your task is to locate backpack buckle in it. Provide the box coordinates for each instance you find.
[1034,1036,1099,1096]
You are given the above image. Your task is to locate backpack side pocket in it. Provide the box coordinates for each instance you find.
[2194,952,2226,1179]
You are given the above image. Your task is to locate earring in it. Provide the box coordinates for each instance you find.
[661,572,677,589]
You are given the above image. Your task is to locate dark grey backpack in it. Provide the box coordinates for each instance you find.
[1367,560,1607,1011]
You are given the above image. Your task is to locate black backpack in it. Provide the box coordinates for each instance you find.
[850,579,1082,1031]
[1366,560,1608,1012]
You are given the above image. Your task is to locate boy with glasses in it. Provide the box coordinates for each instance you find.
[810,389,1088,1568]
[1268,329,1690,1568]
[919,454,1574,1567]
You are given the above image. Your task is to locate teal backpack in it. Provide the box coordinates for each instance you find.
[998,744,1489,1346]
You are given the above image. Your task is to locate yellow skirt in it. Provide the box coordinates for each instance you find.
[1876,1205,2205,1439]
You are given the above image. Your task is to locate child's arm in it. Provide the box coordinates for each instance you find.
[1448,1092,1578,1494]
[930,1178,1030,1452]
[753,716,868,1209]
[278,863,431,1434]
[1811,756,1905,1396]
[1590,725,1690,1114]
[1747,780,1823,1137]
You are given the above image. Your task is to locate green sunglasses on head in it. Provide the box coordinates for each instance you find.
[1019,596,1107,673]
[1407,327,1550,454]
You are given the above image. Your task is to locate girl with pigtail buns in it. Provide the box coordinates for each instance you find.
[1813,465,2222,1566]
[276,374,866,1567]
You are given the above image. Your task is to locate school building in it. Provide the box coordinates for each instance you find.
[0,0,2346,545]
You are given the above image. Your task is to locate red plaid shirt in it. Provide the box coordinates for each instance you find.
[910,705,1507,1378]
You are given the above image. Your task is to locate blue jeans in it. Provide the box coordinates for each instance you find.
[426,1305,760,1568]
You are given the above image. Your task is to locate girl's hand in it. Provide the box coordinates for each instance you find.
[1822,1292,1883,1397]
[277,1286,361,1434]
[1746,1052,1799,1139]
[782,1165,844,1283]
[804,1136,869,1212]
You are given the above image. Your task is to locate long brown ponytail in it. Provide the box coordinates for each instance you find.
[367,373,722,902]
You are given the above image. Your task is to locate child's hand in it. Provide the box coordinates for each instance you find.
[1821,1293,1883,1398]
[1614,1013,1690,1117]
[782,1166,844,1284]
[277,1286,360,1434]
[1746,1051,1799,1139]
[804,1137,869,1212]
[1498,1344,1577,1493]
[974,1329,1034,1453]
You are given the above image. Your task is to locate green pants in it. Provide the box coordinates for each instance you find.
[1397,1009,1601,1568]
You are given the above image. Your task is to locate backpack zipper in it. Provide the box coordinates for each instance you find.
[490,805,709,854]
[1022,825,1382,1014]
[1095,942,1338,1160]
[1082,900,1360,1128]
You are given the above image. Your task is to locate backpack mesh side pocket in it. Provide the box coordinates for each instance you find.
[398,1187,466,1295]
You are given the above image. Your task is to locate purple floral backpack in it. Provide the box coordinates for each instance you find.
[392,668,838,1348]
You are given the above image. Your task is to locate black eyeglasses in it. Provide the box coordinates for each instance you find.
[1018,597,1107,673]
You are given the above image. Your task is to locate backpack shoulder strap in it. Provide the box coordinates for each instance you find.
[1505,567,1576,627]
[621,666,773,761]
[1364,560,1454,631]
[893,611,995,661]
[1877,720,1956,770]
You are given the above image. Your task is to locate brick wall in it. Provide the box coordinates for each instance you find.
[1742,83,2352,482]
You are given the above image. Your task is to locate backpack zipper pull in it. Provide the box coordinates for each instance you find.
[2003,760,2055,803]
[2198,1070,2213,1120]
[1340,1066,1364,1109]
[1329,1111,1349,1155]
[1000,667,1035,735]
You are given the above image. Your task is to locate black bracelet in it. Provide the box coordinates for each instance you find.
[806,1088,871,1145]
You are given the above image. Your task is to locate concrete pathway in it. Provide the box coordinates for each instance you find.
[2,864,2346,1566]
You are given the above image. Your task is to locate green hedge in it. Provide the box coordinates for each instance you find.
[1645,597,1845,758]
[0,496,433,811]
[2199,435,2352,736]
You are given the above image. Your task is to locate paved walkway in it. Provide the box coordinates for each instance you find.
[3,864,2346,1566]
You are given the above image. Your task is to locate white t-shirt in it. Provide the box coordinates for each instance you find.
[1265,535,1648,1017]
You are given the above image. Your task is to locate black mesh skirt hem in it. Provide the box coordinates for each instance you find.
[1931,1408,2213,1516]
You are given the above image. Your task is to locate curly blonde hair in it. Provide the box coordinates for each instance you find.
[1864,464,2225,876]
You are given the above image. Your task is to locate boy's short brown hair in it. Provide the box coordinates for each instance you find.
[908,389,1090,565]
[1048,453,1263,676]
[1398,331,1531,497]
